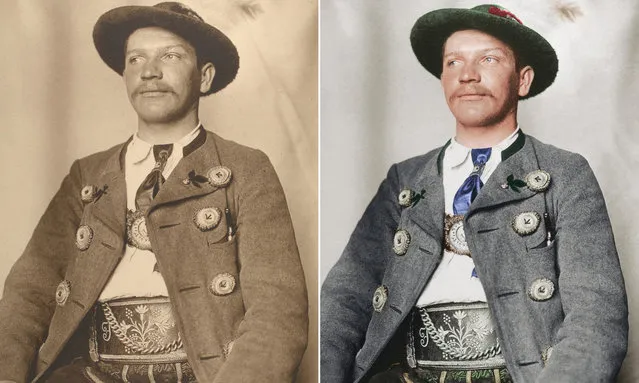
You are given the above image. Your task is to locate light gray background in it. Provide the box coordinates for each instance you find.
[320,1,638,381]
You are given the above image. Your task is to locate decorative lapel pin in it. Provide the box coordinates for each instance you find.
[183,170,210,187]
[503,170,551,193]
[502,174,526,192]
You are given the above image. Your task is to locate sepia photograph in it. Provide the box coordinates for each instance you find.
[0,0,317,382]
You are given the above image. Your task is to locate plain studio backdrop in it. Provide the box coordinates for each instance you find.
[321,0,638,381]
[0,0,317,382]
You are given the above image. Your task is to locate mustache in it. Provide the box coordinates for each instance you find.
[453,87,492,98]
[134,83,174,95]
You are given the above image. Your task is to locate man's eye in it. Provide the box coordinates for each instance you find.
[164,53,181,60]
[128,56,142,65]
[447,60,459,67]
[484,56,497,63]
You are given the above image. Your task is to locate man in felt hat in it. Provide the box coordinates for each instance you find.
[0,2,307,382]
[321,4,627,383]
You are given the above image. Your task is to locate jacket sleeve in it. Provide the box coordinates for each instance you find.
[0,161,83,382]
[212,151,308,383]
[536,155,628,382]
[320,164,401,383]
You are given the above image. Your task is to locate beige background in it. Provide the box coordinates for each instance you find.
[321,1,638,381]
[0,0,317,382]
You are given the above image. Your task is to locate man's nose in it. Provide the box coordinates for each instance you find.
[140,58,163,80]
[459,63,480,83]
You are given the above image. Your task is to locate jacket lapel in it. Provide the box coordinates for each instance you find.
[469,134,541,214]
[91,142,128,240]
[404,149,446,242]
[150,132,223,210]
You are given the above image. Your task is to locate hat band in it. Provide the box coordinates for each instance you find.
[488,6,523,24]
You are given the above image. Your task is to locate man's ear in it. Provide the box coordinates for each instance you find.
[200,62,216,93]
[518,65,534,97]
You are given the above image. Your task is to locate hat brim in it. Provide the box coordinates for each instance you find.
[410,8,558,99]
[93,6,239,95]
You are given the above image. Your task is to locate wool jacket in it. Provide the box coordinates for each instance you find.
[321,133,628,383]
[0,130,308,382]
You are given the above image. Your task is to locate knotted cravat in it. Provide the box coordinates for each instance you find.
[135,144,173,211]
[453,148,492,215]
[452,148,491,278]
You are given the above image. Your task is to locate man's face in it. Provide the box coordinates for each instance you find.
[124,27,207,124]
[440,29,532,128]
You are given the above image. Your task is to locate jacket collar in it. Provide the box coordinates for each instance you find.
[437,130,526,175]
[409,132,535,233]
[468,132,540,214]
[91,129,225,236]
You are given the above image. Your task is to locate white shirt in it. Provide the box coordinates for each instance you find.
[415,127,520,306]
[99,124,203,302]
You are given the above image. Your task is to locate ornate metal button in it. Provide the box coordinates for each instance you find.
[528,278,555,301]
[126,210,152,250]
[75,225,94,251]
[209,273,236,296]
[56,280,71,306]
[80,185,97,203]
[372,285,388,312]
[512,212,541,236]
[207,166,232,187]
[392,230,411,255]
[194,207,222,231]
[398,189,414,207]
[444,214,470,256]
[525,170,551,192]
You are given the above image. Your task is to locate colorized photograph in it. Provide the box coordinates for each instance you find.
[321,1,638,382]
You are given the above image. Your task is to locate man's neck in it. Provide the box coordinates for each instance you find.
[455,115,518,149]
[136,114,200,144]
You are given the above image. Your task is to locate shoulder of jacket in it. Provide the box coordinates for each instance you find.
[388,144,444,180]
[527,135,589,168]
[206,130,267,164]
[73,140,128,175]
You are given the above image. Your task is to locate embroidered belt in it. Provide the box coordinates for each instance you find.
[406,303,506,371]
[88,297,196,383]
[444,214,470,256]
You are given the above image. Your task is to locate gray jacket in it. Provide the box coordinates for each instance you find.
[321,133,628,383]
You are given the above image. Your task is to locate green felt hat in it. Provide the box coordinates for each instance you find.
[93,2,239,96]
[410,4,558,99]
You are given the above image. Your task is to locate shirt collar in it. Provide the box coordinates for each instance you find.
[127,123,203,165]
[445,126,520,169]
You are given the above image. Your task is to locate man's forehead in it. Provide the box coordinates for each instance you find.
[126,26,195,52]
[443,29,514,55]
